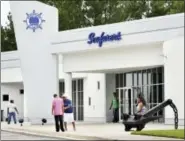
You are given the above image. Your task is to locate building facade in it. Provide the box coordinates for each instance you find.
[1,1,184,125]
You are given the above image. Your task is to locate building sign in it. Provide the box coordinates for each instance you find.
[87,32,122,47]
[23,10,45,32]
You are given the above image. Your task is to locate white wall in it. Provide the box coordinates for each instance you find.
[163,36,184,125]
[50,13,184,54]
[83,73,106,122]
[1,68,23,83]
[105,74,116,122]
[1,83,24,120]
[63,43,164,72]
[10,1,59,124]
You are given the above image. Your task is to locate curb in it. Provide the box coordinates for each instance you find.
[2,130,71,140]
[1,128,110,140]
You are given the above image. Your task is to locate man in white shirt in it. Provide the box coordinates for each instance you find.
[7,100,19,124]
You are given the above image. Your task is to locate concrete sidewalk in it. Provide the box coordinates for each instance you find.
[1,122,184,140]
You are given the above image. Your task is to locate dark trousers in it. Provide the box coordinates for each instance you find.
[8,112,16,124]
[54,115,64,132]
[113,108,119,122]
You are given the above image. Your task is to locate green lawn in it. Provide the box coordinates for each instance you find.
[131,129,184,139]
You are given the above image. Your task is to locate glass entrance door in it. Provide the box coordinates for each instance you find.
[118,87,134,120]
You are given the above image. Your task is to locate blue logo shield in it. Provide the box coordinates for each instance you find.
[23,10,45,32]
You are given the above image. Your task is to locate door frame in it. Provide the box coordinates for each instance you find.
[117,87,133,121]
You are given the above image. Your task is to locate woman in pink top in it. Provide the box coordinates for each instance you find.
[52,94,65,132]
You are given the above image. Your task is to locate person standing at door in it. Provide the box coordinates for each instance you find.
[7,100,19,124]
[62,94,76,131]
[109,92,119,123]
[52,94,65,132]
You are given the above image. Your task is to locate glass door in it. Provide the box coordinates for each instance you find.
[118,87,133,121]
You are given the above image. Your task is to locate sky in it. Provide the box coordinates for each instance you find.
[1,1,10,26]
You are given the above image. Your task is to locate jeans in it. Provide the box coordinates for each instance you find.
[8,112,16,124]
[113,108,119,122]
[54,115,65,132]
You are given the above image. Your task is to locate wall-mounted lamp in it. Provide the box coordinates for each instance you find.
[42,118,47,125]
[18,118,24,126]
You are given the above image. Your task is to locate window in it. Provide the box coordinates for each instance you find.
[3,95,9,101]
[97,81,100,90]
[20,89,24,94]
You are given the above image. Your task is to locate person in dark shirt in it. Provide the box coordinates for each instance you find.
[62,94,76,131]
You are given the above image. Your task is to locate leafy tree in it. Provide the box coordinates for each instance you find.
[1,12,17,52]
[145,1,172,17]
[168,0,184,14]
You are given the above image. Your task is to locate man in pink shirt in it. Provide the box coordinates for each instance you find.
[52,94,65,132]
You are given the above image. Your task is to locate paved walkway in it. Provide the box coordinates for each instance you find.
[1,131,65,140]
[1,122,184,140]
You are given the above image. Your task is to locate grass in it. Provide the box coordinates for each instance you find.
[131,129,184,139]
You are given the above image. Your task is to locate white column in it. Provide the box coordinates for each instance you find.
[64,72,72,99]
[52,54,59,95]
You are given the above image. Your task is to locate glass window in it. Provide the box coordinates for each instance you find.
[72,80,76,92]
[123,73,126,87]
[152,68,157,84]
[147,69,151,85]
[126,73,132,87]
[72,79,84,121]
[158,85,164,103]
[116,74,119,88]
[153,85,157,103]
[157,67,164,83]
[147,86,151,103]
[138,71,142,86]
[142,70,147,85]
[78,79,81,91]
[149,86,153,103]
[120,74,123,87]
[142,86,147,101]
[59,81,65,95]
[133,73,137,86]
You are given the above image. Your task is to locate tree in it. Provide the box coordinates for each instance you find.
[1,12,17,52]
[168,0,184,14]
[145,0,184,18]
[39,0,89,30]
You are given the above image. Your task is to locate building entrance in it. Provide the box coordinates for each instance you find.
[117,87,134,120]
[115,67,165,123]
[59,79,84,121]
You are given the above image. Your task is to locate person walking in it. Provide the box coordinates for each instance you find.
[109,92,119,123]
[7,100,19,124]
[62,93,76,131]
[52,94,65,132]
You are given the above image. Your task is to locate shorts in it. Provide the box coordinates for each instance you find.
[64,113,74,123]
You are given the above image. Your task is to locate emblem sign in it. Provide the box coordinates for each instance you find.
[23,10,45,32]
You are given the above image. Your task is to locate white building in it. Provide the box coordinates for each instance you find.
[1,1,184,125]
